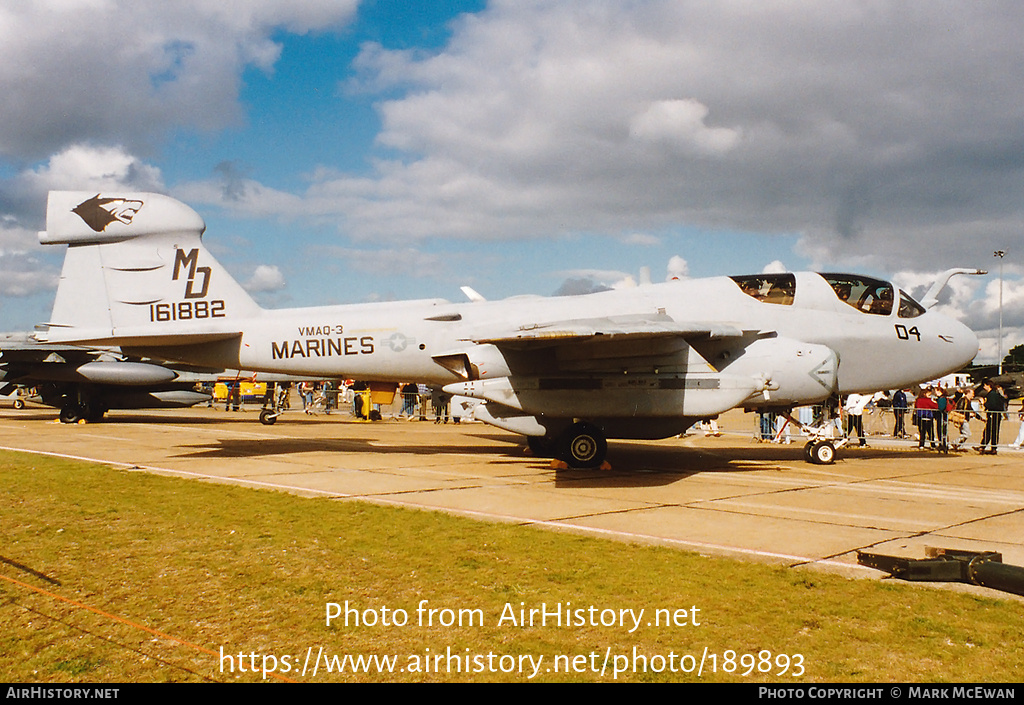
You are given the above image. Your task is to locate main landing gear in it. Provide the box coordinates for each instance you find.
[529,422,609,469]
[59,401,105,424]
[560,422,608,468]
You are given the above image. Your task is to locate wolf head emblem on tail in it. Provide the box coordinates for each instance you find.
[71,195,144,233]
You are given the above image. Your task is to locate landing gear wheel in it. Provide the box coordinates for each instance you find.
[59,404,82,424]
[558,422,608,469]
[807,440,836,465]
[259,410,278,425]
[803,441,816,463]
[527,435,556,457]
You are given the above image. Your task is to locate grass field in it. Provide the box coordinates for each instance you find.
[1,449,1022,683]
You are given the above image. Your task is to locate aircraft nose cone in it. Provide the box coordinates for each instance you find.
[947,319,980,369]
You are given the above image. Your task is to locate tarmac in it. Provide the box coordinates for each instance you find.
[2,404,1023,582]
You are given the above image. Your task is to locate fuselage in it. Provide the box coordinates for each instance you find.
[171,272,976,398]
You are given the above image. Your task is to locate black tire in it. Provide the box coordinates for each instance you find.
[13,399,24,410]
[259,410,277,425]
[558,422,608,468]
[803,441,817,463]
[59,405,82,424]
[809,440,836,465]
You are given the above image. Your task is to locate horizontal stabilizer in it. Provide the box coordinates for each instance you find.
[40,191,205,245]
[38,326,242,349]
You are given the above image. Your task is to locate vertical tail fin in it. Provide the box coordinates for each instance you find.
[39,191,261,346]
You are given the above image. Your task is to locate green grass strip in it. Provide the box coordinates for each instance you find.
[1,450,1022,682]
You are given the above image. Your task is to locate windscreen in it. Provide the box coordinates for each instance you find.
[819,274,894,316]
[897,290,926,318]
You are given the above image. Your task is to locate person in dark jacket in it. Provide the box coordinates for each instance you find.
[893,388,908,438]
[978,380,1007,455]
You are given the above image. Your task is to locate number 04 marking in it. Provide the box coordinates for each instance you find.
[895,324,921,341]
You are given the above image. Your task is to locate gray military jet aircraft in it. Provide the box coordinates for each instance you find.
[35,191,979,466]
[0,333,210,422]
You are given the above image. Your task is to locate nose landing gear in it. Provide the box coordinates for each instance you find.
[779,411,847,465]
[803,439,837,465]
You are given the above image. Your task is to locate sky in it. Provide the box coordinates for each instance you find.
[1,0,1023,363]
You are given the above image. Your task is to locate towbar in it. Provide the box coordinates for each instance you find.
[857,547,1024,597]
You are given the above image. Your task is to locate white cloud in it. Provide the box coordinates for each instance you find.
[629,99,741,155]
[0,220,40,254]
[244,264,286,293]
[173,175,304,219]
[0,1,360,160]
[666,255,688,281]
[22,144,164,194]
[762,260,787,274]
[0,252,58,297]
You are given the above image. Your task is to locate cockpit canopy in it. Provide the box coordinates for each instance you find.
[730,272,926,318]
[897,290,926,318]
[820,273,893,315]
[728,273,795,305]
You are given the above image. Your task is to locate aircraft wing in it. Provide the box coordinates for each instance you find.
[439,312,772,436]
[464,313,748,349]
[0,344,104,364]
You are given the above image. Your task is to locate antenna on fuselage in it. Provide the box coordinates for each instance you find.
[460,286,486,303]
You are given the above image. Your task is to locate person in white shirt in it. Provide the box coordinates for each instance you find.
[844,393,879,447]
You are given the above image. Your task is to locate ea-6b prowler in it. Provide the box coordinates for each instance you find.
[37,191,979,467]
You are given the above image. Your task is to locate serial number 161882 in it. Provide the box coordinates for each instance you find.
[149,300,226,322]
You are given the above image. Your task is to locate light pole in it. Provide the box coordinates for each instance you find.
[995,250,1005,374]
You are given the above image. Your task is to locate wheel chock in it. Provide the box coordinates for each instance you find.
[549,459,613,470]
